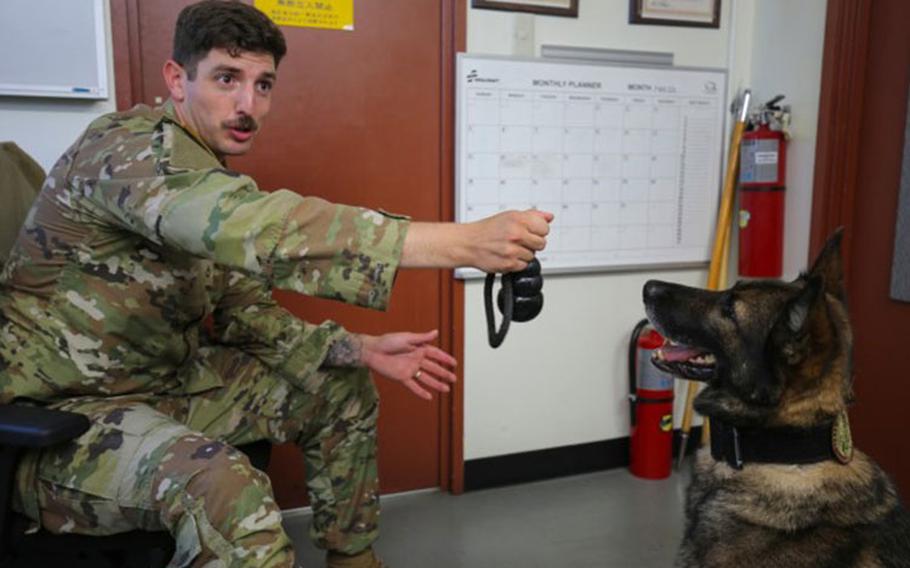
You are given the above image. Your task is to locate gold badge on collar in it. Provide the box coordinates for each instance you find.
[832,411,854,464]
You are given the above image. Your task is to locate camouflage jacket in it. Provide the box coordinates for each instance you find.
[0,101,409,404]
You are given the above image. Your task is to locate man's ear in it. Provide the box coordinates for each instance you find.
[771,275,823,366]
[808,227,846,302]
[162,60,188,103]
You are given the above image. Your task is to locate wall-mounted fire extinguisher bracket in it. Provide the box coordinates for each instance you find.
[628,319,675,480]
[738,95,791,278]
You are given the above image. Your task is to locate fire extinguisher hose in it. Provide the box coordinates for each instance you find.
[628,318,650,428]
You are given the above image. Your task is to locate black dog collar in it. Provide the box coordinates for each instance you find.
[710,418,847,469]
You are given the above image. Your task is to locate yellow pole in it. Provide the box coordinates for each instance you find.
[718,218,732,290]
[677,90,751,468]
[701,221,731,446]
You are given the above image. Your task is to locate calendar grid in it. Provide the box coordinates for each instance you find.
[457,56,727,277]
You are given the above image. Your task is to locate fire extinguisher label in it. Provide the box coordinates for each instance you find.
[660,415,673,432]
[739,209,751,228]
[754,151,779,165]
[638,350,674,391]
[740,138,781,184]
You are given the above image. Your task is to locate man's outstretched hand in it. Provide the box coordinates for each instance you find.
[467,209,553,273]
[401,208,554,273]
[360,330,457,400]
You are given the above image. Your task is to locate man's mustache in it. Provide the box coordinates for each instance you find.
[223,115,258,133]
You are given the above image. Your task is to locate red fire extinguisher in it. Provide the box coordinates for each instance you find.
[738,95,790,278]
[629,319,674,479]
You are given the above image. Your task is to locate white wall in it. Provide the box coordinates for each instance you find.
[464,0,828,460]
[0,1,116,171]
[747,1,826,279]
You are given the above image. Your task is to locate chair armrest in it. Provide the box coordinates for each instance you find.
[0,404,90,448]
[0,404,89,560]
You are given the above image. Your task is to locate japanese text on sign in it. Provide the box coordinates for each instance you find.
[255,0,353,31]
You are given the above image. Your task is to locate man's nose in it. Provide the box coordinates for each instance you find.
[235,85,255,114]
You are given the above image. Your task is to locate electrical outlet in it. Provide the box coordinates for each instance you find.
[512,13,535,57]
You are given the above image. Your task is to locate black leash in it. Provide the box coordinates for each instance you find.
[484,257,544,348]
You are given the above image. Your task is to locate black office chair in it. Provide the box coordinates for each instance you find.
[0,406,271,568]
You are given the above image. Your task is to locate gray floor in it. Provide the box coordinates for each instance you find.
[284,465,690,567]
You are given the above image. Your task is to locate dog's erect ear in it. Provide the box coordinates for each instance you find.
[785,275,822,333]
[808,227,846,301]
[771,275,823,365]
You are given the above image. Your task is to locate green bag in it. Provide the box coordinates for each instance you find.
[0,142,45,263]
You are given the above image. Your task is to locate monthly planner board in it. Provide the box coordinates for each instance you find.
[455,54,727,278]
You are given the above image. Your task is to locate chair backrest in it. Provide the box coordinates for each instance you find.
[0,143,45,264]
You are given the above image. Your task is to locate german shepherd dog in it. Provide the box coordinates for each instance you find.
[642,231,910,568]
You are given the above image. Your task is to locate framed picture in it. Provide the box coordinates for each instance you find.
[471,0,579,18]
[629,0,721,29]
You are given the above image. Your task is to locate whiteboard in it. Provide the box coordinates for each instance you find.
[455,54,727,278]
[0,0,109,99]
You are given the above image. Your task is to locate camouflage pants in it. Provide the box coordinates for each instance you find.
[13,347,381,567]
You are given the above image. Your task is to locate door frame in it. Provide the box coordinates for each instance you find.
[808,0,872,265]
[109,0,468,494]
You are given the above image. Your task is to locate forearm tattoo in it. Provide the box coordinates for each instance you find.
[324,335,363,368]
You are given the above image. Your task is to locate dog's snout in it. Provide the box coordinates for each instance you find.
[643,280,669,304]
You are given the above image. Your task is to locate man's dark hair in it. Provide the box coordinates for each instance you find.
[173,0,287,79]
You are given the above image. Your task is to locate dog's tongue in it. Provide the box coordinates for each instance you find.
[660,344,706,362]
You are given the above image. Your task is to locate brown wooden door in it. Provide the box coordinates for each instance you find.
[812,0,910,496]
[111,0,465,507]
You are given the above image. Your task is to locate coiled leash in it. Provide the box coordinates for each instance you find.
[484,257,544,348]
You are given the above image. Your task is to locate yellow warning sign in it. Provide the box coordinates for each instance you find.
[255,0,354,31]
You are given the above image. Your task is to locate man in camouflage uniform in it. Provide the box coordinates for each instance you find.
[0,2,552,567]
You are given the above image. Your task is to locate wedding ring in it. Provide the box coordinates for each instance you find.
[413,370,423,380]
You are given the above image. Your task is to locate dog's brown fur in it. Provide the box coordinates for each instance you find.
[643,232,910,568]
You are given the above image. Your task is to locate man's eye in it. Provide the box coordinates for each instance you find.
[256,81,273,93]
[216,74,234,85]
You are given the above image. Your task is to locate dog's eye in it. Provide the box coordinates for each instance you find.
[721,294,737,320]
